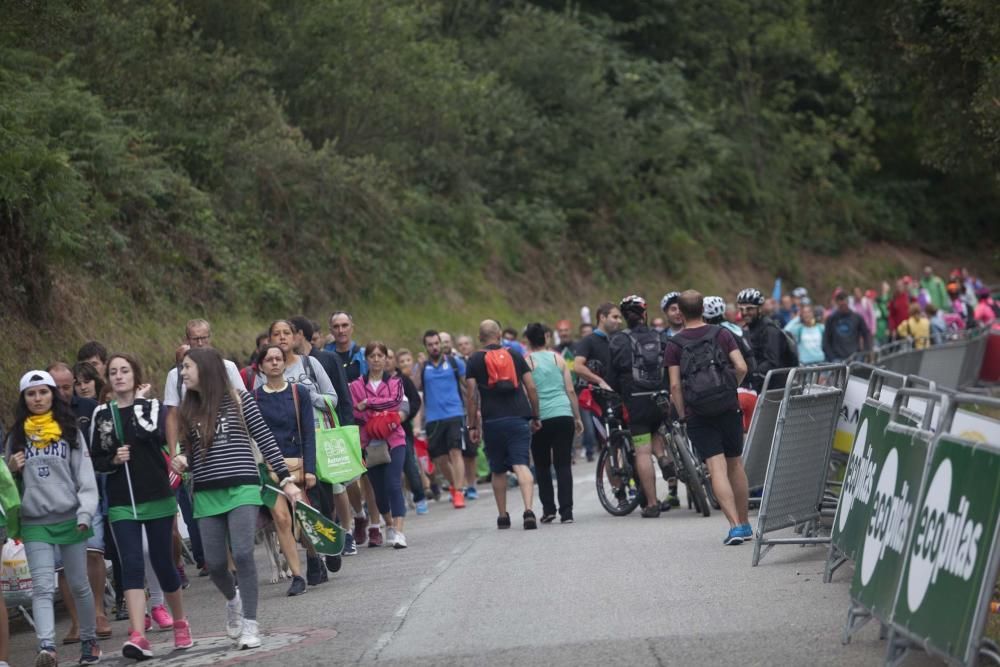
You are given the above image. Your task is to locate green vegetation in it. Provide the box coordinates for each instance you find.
[0,0,997,409]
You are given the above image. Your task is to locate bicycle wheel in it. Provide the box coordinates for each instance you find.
[673,434,710,517]
[595,435,640,516]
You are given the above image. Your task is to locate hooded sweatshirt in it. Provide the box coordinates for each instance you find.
[13,428,98,530]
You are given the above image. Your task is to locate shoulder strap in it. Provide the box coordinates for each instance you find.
[301,355,317,382]
[291,383,302,443]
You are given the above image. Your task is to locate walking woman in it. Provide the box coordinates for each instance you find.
[7,371,101,666]
[253,344,317,597]
[172,348,302,649]
[524,323,583,524]
[349,342,410,548]
[90,354,192,660]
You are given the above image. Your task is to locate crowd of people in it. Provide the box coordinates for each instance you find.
[0,267,994,666]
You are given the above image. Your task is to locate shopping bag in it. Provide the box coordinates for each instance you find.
[314,398,366,484]
[293,500,345,556]
[0,540,31,604]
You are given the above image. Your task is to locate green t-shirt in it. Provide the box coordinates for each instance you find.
[21,518,92,545]
[194,485,262,519]
[109,495,178,524]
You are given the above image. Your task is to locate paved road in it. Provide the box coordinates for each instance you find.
[7,471,940,666]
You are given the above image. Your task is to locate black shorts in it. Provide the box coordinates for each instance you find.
[687,410,744,460]
[427,418,465,459]
[626,396,666,438]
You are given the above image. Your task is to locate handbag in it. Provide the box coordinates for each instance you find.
[365,441,391,467]
[315,397,367,484]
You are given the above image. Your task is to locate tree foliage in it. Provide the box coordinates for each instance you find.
[0,0,995,321]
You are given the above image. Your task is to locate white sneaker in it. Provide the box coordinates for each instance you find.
[385,527,397,545]
[225,590,243,640]
[393,532,407,549]
[238,619,262,650]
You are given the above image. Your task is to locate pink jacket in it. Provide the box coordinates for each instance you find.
[349,375,407,448]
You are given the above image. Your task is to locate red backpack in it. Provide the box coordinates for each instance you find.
[484,347,518,392]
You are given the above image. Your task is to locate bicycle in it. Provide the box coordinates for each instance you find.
[661,418,715,517]
[589,385,644,516]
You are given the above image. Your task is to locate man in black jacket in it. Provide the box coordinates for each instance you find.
[737,288,787,392]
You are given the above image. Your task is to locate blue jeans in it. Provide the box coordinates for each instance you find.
[26,540,95,648]
[367,445,407,518]
[581,409,597,457]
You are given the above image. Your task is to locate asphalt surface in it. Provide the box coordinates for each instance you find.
[6,469,942,666]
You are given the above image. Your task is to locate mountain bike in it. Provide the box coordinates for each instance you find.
[589,386,644,516]
[661,418,715,517]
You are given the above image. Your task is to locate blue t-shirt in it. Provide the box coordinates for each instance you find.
[422,355,467,423]
[501,339,526,357]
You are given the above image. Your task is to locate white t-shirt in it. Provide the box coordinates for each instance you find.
[162,359,244,408]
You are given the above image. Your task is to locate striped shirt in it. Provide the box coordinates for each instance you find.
[185,391,288,492]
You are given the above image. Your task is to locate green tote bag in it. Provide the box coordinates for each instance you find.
[314,398,366,484]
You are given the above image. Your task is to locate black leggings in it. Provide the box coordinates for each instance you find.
[530,416,575,518]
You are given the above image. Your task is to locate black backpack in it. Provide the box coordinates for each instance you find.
[768,319,799,368]
[624,328,666,391]
[668,326,739,416]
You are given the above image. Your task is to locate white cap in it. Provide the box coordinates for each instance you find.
[19,370,56,394]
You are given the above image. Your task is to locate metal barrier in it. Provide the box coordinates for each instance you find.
[751,364,848,567]
[825,367,910,581]
[874,327,989,391]
[842,388,948,643]
[741,369,792,494]
[882,394,1000,667]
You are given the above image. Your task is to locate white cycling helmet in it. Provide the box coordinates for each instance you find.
[660,291,680,312]
[736,288,765,306]
[703,296,726,320]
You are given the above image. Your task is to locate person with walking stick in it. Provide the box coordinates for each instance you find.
[91,354,192,660]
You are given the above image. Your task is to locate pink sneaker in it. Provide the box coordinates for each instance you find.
[150,604,174,630]
[173,618,193,650]
[122,630,153,660]
[368,526,383,547]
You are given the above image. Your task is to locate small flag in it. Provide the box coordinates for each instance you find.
[292,499,345,556]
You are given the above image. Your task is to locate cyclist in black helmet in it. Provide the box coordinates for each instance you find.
[609,295,672,518]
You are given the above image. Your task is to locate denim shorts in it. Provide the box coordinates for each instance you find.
[482,417,532,473]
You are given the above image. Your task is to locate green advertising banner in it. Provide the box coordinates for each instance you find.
[849,424,930,620]
[891,437,1000,665]
[831,402,892,563]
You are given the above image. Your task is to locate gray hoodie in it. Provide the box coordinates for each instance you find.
[15,431,98,529]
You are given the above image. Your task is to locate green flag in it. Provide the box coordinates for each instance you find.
[291,498,345,556]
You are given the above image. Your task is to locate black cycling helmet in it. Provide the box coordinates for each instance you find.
[736,288,765,306]
[619,294,647,317]
[659,291,680,312]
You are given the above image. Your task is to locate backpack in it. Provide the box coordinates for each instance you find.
[769,319,799,368]
[668,326,739,416]
[484,347,519,392]
[623,328,665,391]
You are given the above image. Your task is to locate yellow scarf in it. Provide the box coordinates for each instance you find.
[24,412,62,447]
